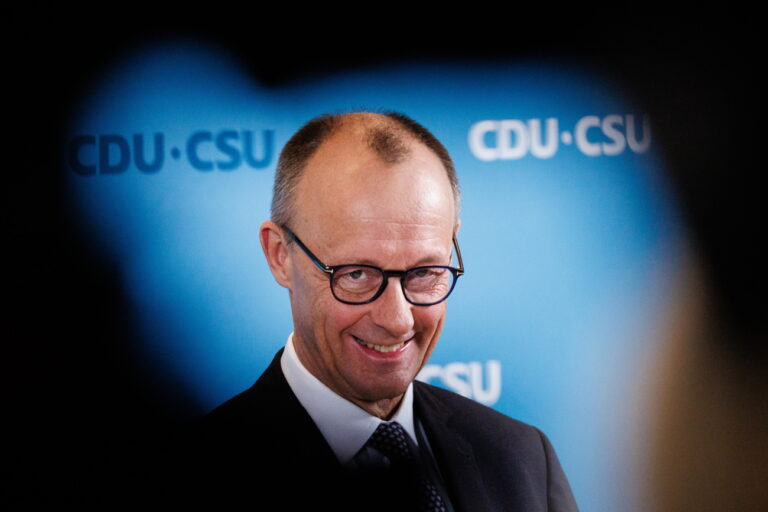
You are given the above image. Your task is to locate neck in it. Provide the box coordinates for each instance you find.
[350,394,403,420]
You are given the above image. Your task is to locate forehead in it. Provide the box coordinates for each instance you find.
[292,126,456,254]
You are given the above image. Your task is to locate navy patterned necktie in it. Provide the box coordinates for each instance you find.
[366,421,448,512]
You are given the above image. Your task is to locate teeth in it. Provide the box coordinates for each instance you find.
[353,336,405,353]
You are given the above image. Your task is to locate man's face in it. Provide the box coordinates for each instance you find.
[287,128,457,409]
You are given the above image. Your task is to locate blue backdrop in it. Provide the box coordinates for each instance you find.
[65,41,682,511]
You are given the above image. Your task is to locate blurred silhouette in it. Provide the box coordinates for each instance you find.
[647,259,767,511]
[633,26,767,511]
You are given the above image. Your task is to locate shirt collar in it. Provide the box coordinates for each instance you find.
[280,332,418,464]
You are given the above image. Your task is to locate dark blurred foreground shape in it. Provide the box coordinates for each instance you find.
[648,262,768,511]
[635,22,767,512]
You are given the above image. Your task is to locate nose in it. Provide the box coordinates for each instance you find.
[369,276,415,338]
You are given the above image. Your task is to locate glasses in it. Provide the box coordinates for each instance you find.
[281,225,464,306]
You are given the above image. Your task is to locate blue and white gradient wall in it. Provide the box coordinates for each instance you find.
[65,42,682,511]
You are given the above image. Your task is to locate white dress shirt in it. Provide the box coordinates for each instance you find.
[280,332,419,464]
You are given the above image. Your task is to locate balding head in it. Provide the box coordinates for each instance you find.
[271,112,460,228]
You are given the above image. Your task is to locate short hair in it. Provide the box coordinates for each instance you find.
[271,111,460,228]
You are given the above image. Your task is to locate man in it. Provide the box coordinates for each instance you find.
[194,112,578,511]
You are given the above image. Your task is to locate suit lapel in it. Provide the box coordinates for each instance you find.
[414,383,492,512]
[252,349,342,468]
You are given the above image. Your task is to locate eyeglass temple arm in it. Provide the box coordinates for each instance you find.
[453,235,465,275]
[281,225,334,274]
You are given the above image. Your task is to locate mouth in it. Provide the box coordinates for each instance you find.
[353,335,409,353]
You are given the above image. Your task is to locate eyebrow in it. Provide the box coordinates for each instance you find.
[337,252,451,269]
[283,225,457,271]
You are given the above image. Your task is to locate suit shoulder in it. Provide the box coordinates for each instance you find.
[414,381,581,511]
[415,380,544,443]
[204,383,261,423]
[203,351,288,425]
[415,379,532,427]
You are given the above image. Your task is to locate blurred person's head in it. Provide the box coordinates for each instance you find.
[638,44,767,511]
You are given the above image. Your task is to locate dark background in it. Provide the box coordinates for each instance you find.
[6,9,762,505]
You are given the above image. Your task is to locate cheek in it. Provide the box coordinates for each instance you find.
[291,268,333,333]
[324,302,368,336]
[415,305,447,339]
[413,307,446,370]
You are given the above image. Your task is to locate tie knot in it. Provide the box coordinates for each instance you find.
[367,421,415,463]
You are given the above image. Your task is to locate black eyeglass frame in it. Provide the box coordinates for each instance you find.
[281,225,465,306]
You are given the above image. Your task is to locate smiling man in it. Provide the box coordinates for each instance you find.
[197,112,578,511]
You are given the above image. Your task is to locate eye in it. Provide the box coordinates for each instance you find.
[409,267,442,279]
[333,266,383,294]
[406,267,448,288]
[346,269,365,280]
[404,267,453,302]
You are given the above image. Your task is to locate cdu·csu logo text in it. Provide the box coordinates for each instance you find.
[67,129,275,175]
[469,114,651,160]
[418,360,502,406]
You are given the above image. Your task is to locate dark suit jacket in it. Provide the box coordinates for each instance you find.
[183,350,578,511]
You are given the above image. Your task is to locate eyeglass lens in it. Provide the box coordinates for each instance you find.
[332,265,454,305]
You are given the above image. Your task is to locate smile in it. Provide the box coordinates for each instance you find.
[353,336,408,353]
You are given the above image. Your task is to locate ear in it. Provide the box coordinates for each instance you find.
[453,219,461,237]
[260,220,293,289]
